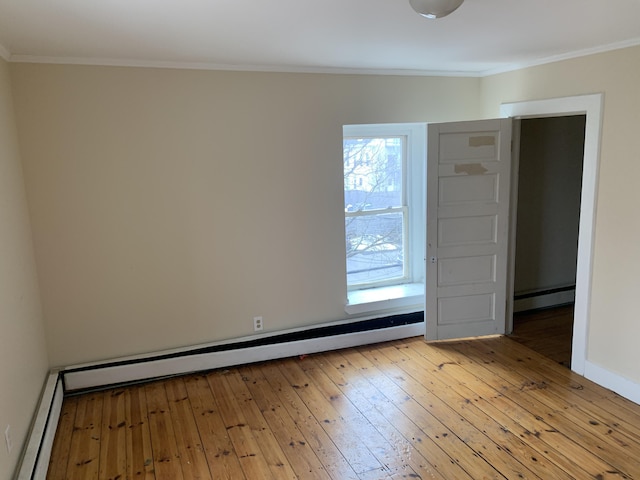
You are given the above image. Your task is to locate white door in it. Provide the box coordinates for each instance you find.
[425,119,512,340]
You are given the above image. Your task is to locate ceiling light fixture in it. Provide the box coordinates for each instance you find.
[409,0,464,18]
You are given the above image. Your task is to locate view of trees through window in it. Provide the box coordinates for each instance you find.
[344,136,407,287]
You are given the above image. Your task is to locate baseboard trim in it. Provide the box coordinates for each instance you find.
[584,360,640,405]
[16,372,64,480]
[63,313,425,393]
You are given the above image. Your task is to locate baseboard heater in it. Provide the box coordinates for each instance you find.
[514,285,575,313]
[15,373,64,480]
[17,311,423,479]
[62,311,424,394]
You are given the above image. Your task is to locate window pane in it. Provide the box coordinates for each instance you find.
[344,137,403,212]
[346,212,405,285]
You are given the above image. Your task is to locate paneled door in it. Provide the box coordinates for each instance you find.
[425,119,512,340]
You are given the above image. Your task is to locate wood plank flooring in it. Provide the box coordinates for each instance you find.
[47,333,640,479]
[510,305,574,368]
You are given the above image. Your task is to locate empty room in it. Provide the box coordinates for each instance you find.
[2,1,640,478]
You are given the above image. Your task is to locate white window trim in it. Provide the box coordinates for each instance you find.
[345,282,424,315]
[343,122,426,314]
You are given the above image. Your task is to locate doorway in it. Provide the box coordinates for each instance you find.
[422,95,602,376]
[501,94,603,376]
[511,115,586,367]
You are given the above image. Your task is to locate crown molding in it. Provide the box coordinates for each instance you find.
[8,54,481,77]
[7,36,640,78]
[481,37,640,77]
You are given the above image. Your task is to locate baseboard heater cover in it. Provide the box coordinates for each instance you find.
[514,286,575,313]
[16,372,64,480]
[63,311,424,393]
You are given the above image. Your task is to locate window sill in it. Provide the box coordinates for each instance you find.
[345,283,424,315]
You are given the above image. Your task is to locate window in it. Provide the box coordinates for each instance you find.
[343,123,425,313]
[344,136,406,287]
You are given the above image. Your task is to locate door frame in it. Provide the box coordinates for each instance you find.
[501,93,603,376]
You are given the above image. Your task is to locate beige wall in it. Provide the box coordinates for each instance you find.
[10,64,481,367]
[0,58,48,480]
[3,48,640,477]
[3,41,640,479]
[482,45,640,384]
[7,46,640,387]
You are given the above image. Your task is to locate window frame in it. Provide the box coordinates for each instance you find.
[343,123,426,311]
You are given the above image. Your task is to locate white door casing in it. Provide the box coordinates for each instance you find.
[425,119,512,340]
[501,94,603,376]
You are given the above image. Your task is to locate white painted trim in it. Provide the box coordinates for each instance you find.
[584,361,640,406]
[16,373,63,480]
[64,322,425,391]
[501,93,603,377]
[346,296,422,316]
[505,118,521,335]
[346,284,424,315]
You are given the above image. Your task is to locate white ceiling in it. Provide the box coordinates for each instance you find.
[1,0,640,76]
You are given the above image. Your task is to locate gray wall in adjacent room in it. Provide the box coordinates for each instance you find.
[514,115,586,296]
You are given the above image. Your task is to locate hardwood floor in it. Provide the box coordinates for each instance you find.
[510,305,574,368]
[47,333,640,479]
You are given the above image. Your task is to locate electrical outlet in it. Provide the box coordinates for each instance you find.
[4,425,12,454]
[253,316,263,331]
